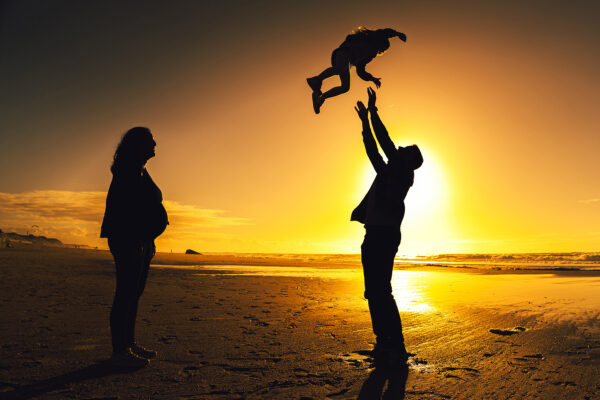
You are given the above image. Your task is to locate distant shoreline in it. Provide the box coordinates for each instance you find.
[3,244,600,273]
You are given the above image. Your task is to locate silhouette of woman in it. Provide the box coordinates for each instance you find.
[100,127,169,368]
[307,27,406,114]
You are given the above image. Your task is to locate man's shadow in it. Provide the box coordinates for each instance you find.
[357,364,409,400]
[1,360,144,400]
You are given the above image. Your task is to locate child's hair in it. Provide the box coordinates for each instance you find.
[347,27,391,54]
[348,26,372,40]
[352,26,371,35]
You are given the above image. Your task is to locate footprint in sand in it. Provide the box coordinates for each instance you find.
[244,315,270,327]
[523,353,544,359]
[327,352,370,368]
[489,326,526,336]
[407,357,432,372]
[22,360,42,368]
[159,335,178,344]
[439,366,479,380]
[508,353,545,374]
[327,388,350,398]
[241,326,256,335]
[293,367,309,377]
[181,365,205,377]
[551,381,577,387]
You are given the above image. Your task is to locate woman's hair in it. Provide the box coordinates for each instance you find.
[111,126,152,174]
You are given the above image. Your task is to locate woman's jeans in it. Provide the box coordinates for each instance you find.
[108,237,155,353]
[361,226,404,347]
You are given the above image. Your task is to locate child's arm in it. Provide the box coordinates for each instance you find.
[356,64,381,88]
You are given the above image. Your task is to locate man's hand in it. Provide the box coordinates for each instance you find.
[354,101,368,121]
[397,32,407,42]
[367,87,377,109]
[372,77,382,88]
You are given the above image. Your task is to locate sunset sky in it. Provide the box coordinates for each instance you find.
[1,0,599,254]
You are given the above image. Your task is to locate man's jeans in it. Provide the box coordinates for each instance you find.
[361,226,404,346]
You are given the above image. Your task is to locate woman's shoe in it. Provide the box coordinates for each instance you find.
[109,349,149,369]
[131,343,157,359]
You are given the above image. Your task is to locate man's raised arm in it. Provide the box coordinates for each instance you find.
[367,87,397,160]
[355,101,386,174]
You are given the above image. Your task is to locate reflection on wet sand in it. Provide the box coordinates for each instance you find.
[391,271,434,313]
[185,265,362,279]
[159,264,600,324]
[4,248,600,399]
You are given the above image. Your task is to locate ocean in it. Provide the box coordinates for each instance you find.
[187,252,600,271]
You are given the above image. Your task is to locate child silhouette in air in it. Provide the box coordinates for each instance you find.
[307,27,406,114]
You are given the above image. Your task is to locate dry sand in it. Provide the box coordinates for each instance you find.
[1,247,599,399]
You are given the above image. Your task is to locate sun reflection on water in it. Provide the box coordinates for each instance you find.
[156,264,436,313]
[157,264,600,325]
[391,271,434,313]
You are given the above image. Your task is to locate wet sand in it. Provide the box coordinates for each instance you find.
[1,247,599,399]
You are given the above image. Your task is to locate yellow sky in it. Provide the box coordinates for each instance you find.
[1,1,599,254]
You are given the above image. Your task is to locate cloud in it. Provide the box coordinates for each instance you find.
[0,190,106,223]
[579,198,600,204]
[0,190,249,249]
[163,200,248,229]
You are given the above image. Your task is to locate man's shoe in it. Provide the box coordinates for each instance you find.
[386,347,408,367]
[109,349,149,369]
[131,343,157,359]
[312,92,324,114]
[373,343,408,367]
[306,76,321,93]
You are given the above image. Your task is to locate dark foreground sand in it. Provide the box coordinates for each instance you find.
[1,247,599,399]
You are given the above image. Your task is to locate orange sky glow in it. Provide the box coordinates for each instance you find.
[1,1,598,254]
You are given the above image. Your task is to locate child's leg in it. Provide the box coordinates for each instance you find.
[320,48,351,100]
[308,67,335,92]
[308,48,350,93]
[321,67,350,100]
[310,63,350,113]
[317,67,337,81]
[309,49,351,113]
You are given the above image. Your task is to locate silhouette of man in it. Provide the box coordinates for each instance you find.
[352,88,422,365]
[307,27,406,114]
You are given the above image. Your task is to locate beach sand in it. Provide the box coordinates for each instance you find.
[1,247,599,399]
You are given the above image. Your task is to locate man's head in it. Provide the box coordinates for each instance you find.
[399,145,423,170]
